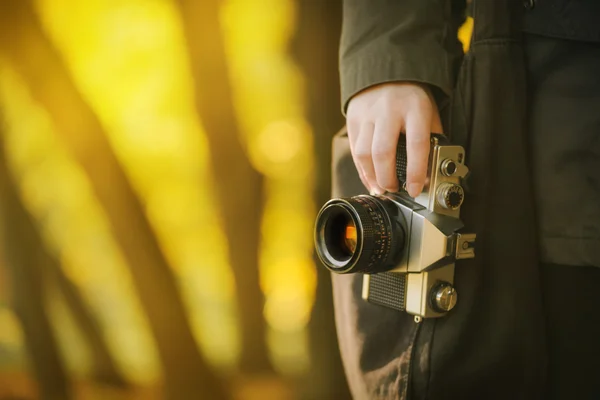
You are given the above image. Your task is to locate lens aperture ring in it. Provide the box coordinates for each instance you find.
[348,196,397,274]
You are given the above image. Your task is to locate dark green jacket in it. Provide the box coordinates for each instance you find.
[339,0,466,116]
[332,1,547,399]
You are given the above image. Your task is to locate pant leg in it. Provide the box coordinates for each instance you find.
[525,33,600,399]
[541,263,600,400]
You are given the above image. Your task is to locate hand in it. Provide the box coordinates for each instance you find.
[346,82,443,198]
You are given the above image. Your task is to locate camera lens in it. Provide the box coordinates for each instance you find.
[314,196,405,274]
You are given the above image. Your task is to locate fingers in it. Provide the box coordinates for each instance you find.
[345,82,443,199]
[405,102,432,197]
[372,115,402,192]
[354,121,383,194]
[347,119,371,191]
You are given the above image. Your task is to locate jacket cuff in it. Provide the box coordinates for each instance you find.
[340,45,454,116]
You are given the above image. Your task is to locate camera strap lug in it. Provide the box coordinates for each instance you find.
[455,233,476,259]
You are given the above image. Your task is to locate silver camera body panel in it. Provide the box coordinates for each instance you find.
[361,138,476,319]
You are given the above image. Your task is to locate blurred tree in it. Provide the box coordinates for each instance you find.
[0,2,230,399]
[0,125,128,389]
[290,1,351,399]
[0,120,73,400]
[174,0,273,375]
[49,259,128,387]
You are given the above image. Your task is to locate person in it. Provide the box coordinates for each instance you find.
[329,0,600,399]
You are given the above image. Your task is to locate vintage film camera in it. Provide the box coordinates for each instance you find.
[314,134,476,320]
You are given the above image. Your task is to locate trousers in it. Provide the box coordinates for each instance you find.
[525,33,600,399]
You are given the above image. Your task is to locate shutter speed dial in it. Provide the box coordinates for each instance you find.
[436,182,464,210]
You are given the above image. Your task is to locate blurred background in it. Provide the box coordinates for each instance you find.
[0,1,472,399]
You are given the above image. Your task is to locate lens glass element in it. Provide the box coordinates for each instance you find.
[344,223,357,254]
[323,208,357,261]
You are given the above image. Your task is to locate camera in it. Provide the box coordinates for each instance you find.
[314,134,476,320]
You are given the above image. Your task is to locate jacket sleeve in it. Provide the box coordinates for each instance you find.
[339,0,466,114]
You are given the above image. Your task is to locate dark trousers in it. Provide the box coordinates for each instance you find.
[542,264,600,399]
[525,34,600,399]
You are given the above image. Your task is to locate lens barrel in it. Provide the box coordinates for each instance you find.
[314,195,405,274]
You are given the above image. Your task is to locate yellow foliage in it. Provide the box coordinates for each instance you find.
[0,0,472,385]
[0,308,22,349]
[0,0,317,380]
[459,16,474,52]
[221,0,316,374]
[0,63,161,384]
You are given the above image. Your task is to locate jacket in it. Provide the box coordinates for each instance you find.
[331,1,548,398]
[523,0,600,43]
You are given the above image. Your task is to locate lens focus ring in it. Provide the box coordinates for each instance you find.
[349,197,394,273]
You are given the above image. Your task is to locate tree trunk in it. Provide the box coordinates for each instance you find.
[0,136,128,389]
[0,3,229,399]
[0,126,73,400]
[50,262,128,387]
[290,2,351,399]
[174,0,273,375]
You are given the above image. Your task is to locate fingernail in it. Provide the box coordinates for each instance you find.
[370,186,384,196]
[407,183,423,198]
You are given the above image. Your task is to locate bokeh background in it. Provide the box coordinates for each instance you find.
[0,1,472,399]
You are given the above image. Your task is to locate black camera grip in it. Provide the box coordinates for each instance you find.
[395,133,448,191]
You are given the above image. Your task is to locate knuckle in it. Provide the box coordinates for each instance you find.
[354,149,372,160]
[372,146,395,159]
[346,113,361,127]
[407,136,430,148]
[406,135,429,150]
[378,99,396,115]
[359,119,375,130]
[417,98,433,113]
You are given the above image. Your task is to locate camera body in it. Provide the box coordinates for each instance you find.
[315,135,476,319]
